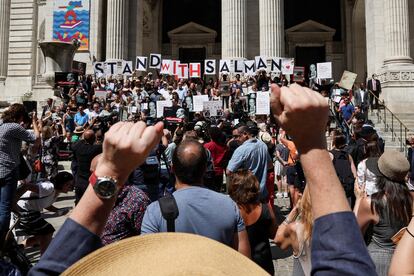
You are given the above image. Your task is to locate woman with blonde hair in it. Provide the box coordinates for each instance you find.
[228,170,277,274]
[275,185,313,276]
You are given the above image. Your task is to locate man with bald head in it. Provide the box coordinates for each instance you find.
[141,139,250,257]
[71,129,102,203]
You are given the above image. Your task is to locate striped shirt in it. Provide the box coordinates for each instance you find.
[0,122,36,178]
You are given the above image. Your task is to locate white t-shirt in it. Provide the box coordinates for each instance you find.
[18,181,56,212]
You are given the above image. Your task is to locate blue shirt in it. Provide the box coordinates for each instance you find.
[227,138,271,199]
[141,186,244,247]
[74,112,88,127]
[340,104,355,121]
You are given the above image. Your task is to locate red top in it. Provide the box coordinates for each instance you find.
[204,141,229,176]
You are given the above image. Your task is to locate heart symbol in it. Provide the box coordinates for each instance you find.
[286,65,290,69]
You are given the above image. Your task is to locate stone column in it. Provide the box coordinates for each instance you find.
[383,0,412,65]
[259,0,284,57]
[106,0,129,60]
[0,0,11,80]
[222,0,246,59]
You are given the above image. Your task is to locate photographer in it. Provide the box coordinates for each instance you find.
[0,104,41,243]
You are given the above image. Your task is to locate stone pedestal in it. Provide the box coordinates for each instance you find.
[106,0,129,60]
[222,0,246,59]
[379,0,414,113]
[259,0,284,57]
[0,0,11,81]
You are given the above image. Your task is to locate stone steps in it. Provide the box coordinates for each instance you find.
[367,111,412,153]
[6,0,36,78]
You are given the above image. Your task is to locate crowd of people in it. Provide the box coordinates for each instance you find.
[0,69,413,276]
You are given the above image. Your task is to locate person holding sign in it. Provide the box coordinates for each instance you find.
[220,74,231,109]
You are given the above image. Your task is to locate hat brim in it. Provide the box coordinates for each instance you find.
[366,157,381,177]
[63,233,267,276]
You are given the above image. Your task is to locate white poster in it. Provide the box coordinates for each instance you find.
[160,59,172,75]
[177,64,188,79]
[282,58,295,75]
[189,63,201,78]
[192,95,209,112]
[156,100,172,118]
[95,90,107,99]
[122,61,133,76]
[256,92,270,115]
[339,71,358,90]
[172,60,180,76]
[136,56,147,71]
[219,60,232,74]
[204,59,216,75]
[317,62,332,79]
[105,60,119,76]
[244,60,256,75]
[149,54,162,69]
[203,101,223,117]
[93,62,105,77]
[255,56,268,72]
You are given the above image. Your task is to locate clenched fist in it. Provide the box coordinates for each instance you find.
[270,83,329,153]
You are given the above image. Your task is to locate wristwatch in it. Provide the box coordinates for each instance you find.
[89,172,118,199]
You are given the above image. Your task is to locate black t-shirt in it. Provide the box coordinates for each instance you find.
[71,140,102,189]
[246,204,274,275]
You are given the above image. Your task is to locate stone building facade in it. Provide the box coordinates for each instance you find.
[1,0,414,112]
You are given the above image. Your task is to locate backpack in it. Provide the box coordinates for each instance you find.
[330,149,355,198]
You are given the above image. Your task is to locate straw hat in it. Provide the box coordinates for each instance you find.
[63,233,267,276]
[73,126,85,135]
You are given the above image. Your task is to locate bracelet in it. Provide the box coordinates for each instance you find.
[407,227,414,239]
[283,218,291,225]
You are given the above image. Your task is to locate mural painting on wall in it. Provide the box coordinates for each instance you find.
[53,0,90,51]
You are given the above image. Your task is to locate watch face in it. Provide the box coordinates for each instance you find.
[94,179,117,199]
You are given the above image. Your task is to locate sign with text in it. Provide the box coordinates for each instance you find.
[192,95,209,112]
[317,62,332,79]
[203,101,222,117]
[256,92,270,115]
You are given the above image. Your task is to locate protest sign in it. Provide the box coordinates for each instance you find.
[234,60,244,74]
[203,101,222,117]
[219,60,232,74]
[271,58,282,73]
[339,71,358,90]
[156,100,172,118]
[317,62,332,79]
[192,95,209,112]
[282,58,294,75]
[160,59,172,75]
[172,60,180,76]
[177,64,188,79]
[189,63,201,78]
[244,60,255,76]
[93,62,104,77]
[122,61,133,76]
[149,54,161,69]
[95,90,107,99]
[256,92,270,115]
[105,61,119,76]
[255,56,267,72]
[293,67,305,82]
[204,60,216,75]
[136,56,147,71]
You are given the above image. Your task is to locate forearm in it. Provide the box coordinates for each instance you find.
[389,219,414,275]
[69,185,117,236]
[300,147,351,219]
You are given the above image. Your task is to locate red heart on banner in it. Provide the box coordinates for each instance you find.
[286,65,290,69]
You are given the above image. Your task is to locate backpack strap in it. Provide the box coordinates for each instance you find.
[158,195,179,232]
